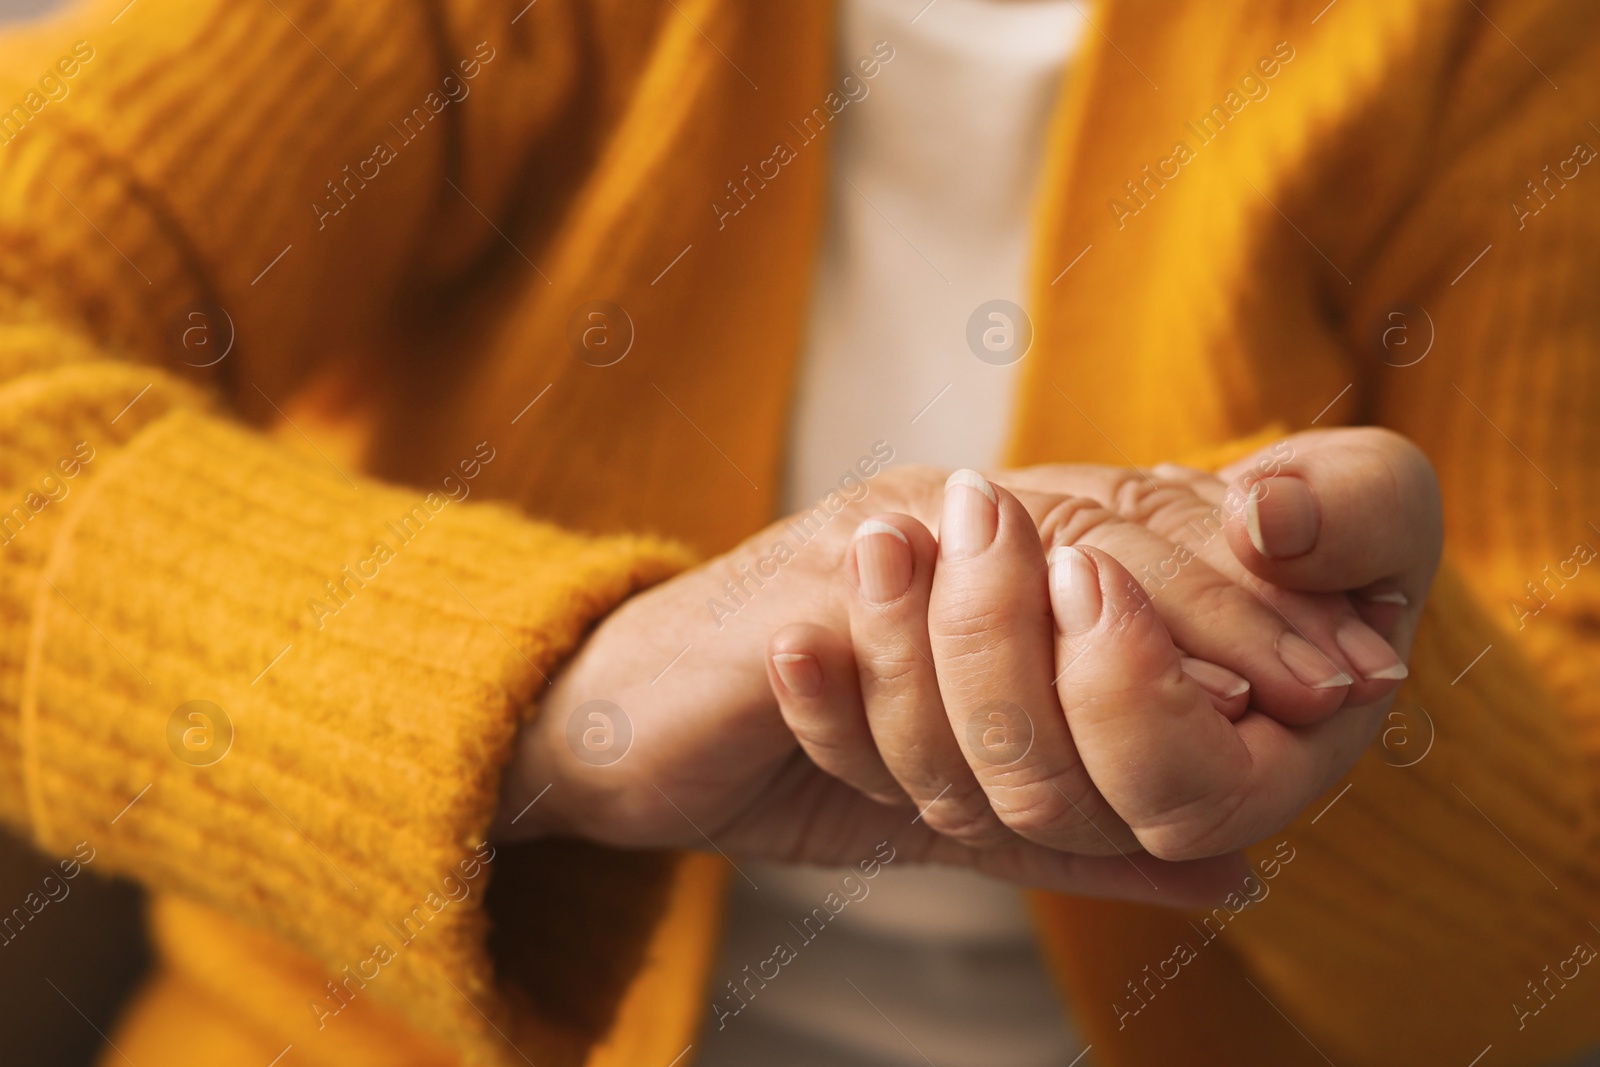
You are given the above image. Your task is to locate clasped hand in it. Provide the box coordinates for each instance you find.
[498,428,1441,908]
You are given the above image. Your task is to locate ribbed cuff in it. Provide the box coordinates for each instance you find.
[0,347,200,824]
[16,407,692,1065]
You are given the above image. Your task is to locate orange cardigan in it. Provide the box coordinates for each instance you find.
[0,1,1598,1065]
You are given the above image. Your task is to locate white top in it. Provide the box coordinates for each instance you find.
[781,0,1080,503]
[700,1,1086,1064]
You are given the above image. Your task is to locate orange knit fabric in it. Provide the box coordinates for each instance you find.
[0,1,1597,1066]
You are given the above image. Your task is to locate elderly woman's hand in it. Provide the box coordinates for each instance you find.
[771,427,1440,868]
[493,428,1439,909]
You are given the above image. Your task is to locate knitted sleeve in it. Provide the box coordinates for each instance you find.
[0,2,692,1064]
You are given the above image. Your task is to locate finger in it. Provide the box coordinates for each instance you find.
[845,513,1012,847]
[1156,463,1412,641]
[1180,657,1252,721]
[1097,467,1411,707]
[1051,544,1380,860]
[929,470,1138,854]
[1037,493,1354,725]
[909,829,1252,909]
[729,764,1250,908]
[998,462,1411,713]
[1222,428,1443,606]
[768,623,907,806]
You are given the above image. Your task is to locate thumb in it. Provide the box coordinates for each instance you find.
[1221,427,1443,601]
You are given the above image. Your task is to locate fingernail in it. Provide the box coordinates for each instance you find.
[852,520,912,604]
[1245,477,1319,559]
[1276,632,1353,689]
[1048,546,1101,634]
[941,469,998,561]
[772,652,822,697]
[1180,657,1251,700]
[1334,617,1408,681]
[1364,589,1409,606]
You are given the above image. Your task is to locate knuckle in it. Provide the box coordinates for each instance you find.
[930,593,1015,649]
[1178,578,1260,634]
[859,642,929,691]
[989,790,1083,840]
[1067,671,1185,736]
[919,787,1012,848]
[789,726,868,765]
[1111,474,1226,543]
[987,778,1132,855]
[998,812,1078,846]
[1038,495,1120,548]
[1128,784,1249,861]
[1110,472,1183,522]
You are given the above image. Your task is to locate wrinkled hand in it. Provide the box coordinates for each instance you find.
[771,427,1440,867]
[494,429,1439,909]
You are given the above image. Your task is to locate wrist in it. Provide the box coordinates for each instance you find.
[491,598,613,841]
[489,521,852,844]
